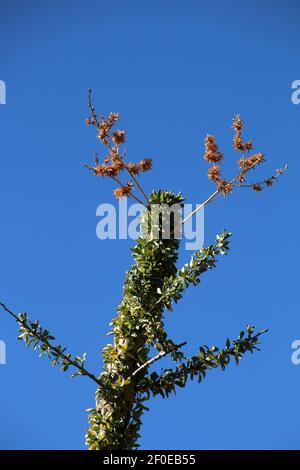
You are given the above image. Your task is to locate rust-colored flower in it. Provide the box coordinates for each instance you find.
[114,187,126,199]
[238,153,264,170]
[105,165,120,177]
[252,183,262,192]
[110,148,119,162]
[245,141,253,152]
[98,122,110,142]
[92,164,107,176]
[248,153,264,166]
[127,162,140,175]
[112,130,126,145]
[113,181,133,199]
[207,165,221,182]
[217,179,233,196]
[232,114,244,132]
[112,158,125,173]
[86,117,92,126]
[204,135,223,163]
[265,178,274,187]
[233,133,245,152]
[107,112,119,126]
[238,157,247,169]
[139,158,153,172]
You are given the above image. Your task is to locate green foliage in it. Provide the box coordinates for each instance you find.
[86,191,185,450]
[85,191,266,450]
[139,325,268,398]
[1,190,268,450]
[16,312,98,382]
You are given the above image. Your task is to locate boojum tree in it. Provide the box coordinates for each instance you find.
[0,92,287,449]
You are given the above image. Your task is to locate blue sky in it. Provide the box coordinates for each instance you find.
[0,0,299,450]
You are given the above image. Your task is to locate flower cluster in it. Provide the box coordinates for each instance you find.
[204,135,223,164]
[238,153,265,170]
[203,115,287,196]
[113,181,134,198]
[217,179,233,195]
[207,165,221,182]
[85,90,152,204]
[238,164,288,192]
[203,134,232,195]
[232,114,253,152]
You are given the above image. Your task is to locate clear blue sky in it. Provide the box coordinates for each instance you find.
[0,0,299,450]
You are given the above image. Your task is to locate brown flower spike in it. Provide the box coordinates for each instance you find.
[85,90,152,206]
[203,115,287,197]
[204,135,223,164]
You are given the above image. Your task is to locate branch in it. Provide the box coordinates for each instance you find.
[132,341,187,377]
[236,164,289,190]
[180,158,262,228]
[0,302,101,386]
[139,326,268,398]
[125,166,149,204]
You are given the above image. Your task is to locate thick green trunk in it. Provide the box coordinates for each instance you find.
[86,191,183,450]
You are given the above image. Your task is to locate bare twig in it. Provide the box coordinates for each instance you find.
[126,167,149,204]
[237,164,289,189]
[87,89,100,127]
[132,341,187,377]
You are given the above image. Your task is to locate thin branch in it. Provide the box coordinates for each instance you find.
[236,163,289,189]
[125,167,149,204]
[84,163,147,207]
[87,89,100,127]
[138,326,269,397]
[109,142,149,204]
[110,175,147,207]
[132,341,187,377]
[0,302,101,386]
[107,141,149,205]
[180,158,261,227]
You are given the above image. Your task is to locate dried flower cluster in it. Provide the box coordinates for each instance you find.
[232,114,253,152]
[204,135,223,164]
[113,181,133,199]
[85,89,152,205]
[203,114,288,197]
[203,134,232,195]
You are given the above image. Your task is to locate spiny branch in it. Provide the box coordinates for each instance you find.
[0,302,101,386]
[139,326,268,398]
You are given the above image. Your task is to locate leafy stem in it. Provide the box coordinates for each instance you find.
[0,302,101,385]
